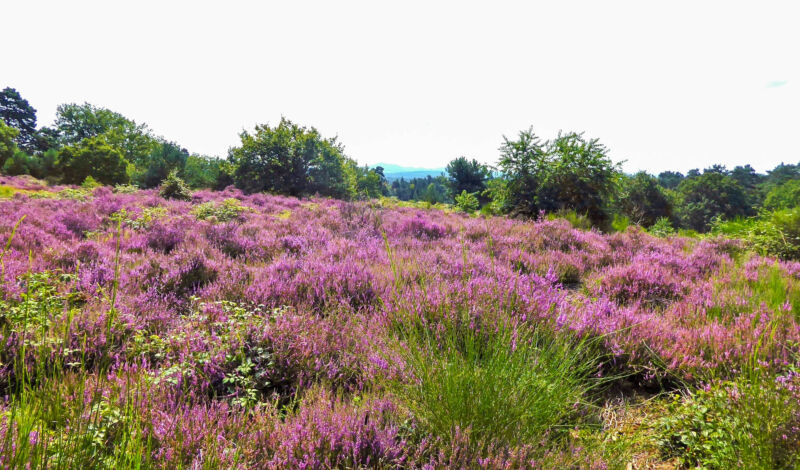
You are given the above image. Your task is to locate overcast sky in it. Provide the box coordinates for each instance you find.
[5,1,798,173]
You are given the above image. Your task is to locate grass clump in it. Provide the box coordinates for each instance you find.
[392,315,605,456]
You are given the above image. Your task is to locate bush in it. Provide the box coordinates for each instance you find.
[658,374,800,469]
[81,176,102,190]
[454,190,479,213]
[158,170,192,201]
[712,209,800,261]
[649,217,675,237]
[192,198,249,223]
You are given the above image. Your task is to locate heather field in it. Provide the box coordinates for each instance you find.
[1,178,799,469]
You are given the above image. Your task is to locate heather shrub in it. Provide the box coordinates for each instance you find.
[145,220,184,253]
[397,213,448,240]
[588,262,683,307]
[56,208,102,237]
[205,222,258,258]
[265,389,405,468]
[159,252,218,299]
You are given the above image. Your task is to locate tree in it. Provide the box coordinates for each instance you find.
[422,182,447,204]
[351,164,387,199]
[445,157,490,203]
[657,171,684,189]
[0,119,20,168]
[53,103,155,165]
[765,163,800,187]
[134,140,190,188]
[764,179,800,211]
[159,169,192,200]
[676,172,752,232]
[57,135,130,185]
[618,172,673,227]
[498,128,620,226]
[730,164,764,208]
[183,155,222,188]
[497,128,547,217]
[0,88,37,152]
[230,118,350,198]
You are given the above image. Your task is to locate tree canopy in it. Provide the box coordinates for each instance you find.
[57,135,130,185]
[676,171,753,231]
[230,118,350,198]
[498,129,620,225]
[445,157,490,202]
[0,88,37,152]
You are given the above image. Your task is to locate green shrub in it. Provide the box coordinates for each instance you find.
[158,169,192,201]
[81,175,102,190]
[658,375,800,469]
[611,213,630,232]
[547,209,593,230]
[712,209,800,261]
[454,190,479,213]
[648,217,675,237]
[113,184,139,194]
[192,198,250,222]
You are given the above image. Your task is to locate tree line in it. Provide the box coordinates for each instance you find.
[2,86,799,234]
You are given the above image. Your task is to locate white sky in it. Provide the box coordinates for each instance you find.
[4,0,799,174]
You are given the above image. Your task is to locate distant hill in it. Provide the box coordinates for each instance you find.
[370,163,445,181]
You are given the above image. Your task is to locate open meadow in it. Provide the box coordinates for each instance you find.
[0,177,799,469]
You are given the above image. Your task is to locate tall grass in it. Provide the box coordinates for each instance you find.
[391,313,607,455]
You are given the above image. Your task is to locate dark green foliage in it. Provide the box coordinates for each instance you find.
[498,128,620,226]
[57,135,130,185]
[676,171,753,232]
[445,157,490,204]
[618,172,673,227]
[764,163,800,187]
[0,88,37,152]
[731,164,763,194]
[158,169,192,201]
[390,175,450,202]
[134,141,189,188]
[657,171,684,189]
[231,118,350,198]
[2,150,37,176]
[32,126,60,153]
